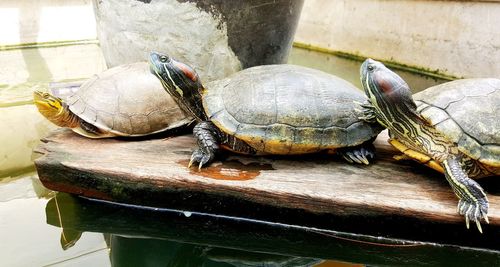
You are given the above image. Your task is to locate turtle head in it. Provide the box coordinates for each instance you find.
[360,59,417,121]
[33,91,73,127]
[149,51,205,120]
[33,91,64,119]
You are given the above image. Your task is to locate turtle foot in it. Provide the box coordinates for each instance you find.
[338,144,375,165]
[188,148,216,169]
[458,196,489,233]
[190,121,220,169]
[355,100,378,124]
[443,155,489,233]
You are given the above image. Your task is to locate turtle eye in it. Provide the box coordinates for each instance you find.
[367,65,375,72]
[160,55,168,62]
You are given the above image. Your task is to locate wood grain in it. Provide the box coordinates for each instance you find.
[34,129,500,227]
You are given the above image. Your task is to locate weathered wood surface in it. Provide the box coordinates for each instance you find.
[34,128,500,228]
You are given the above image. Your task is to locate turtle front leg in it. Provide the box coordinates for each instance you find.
[189,121,221,169]
[355,99,378,124]
[443,156,489,233]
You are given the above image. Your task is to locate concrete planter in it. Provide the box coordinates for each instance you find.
[92,0,304,82]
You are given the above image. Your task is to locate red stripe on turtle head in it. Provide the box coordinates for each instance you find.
[175,61,198,82]
[373,71,396,94]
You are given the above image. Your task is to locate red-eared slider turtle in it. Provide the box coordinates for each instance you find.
[149,52,383,168]
[34,62,193,138]
[359,58,500,232]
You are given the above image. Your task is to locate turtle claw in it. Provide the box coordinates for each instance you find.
[198,154,212,170]
[344,151,363,164]
[476,220,483,234]
[353,100,374,109]
[342,155,354,164]
[188,150,202,168]
[457,197,489,234]
[338,145,374,165]
[188,148,215,169]
[354,153,369,165]
[354,100,378,123]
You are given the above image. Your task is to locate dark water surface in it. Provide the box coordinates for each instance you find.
[1,48,498,267]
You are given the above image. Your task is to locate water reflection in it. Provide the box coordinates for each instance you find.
[46,193,324,267]
[288,48,448,93]
[109,236,323,267]
[47,193,326,267]
[44,193,500,267]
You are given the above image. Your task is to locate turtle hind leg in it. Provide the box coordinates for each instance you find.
[190,121,221,169]
[443,156,489,233]
[337,143,375,165]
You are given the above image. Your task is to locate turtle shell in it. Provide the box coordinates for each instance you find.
[414,78,500,167]
[66,62,192,136]
[203,64,381,154]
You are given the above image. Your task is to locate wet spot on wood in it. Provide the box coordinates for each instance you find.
[177,159,274,181]
[173,150,193,156]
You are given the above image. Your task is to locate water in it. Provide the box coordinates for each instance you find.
[288,48,448,93]
[1,47,498,267]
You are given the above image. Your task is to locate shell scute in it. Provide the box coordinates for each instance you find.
[69,97,86,115]
[112,113,133,134]
[67,62,191,136]
[204,64,380,148]
[292,127,324,153]
[416,102,449,126]
[130,114,151,135]
[263,124,295,154]
[414,78,500,165]
[97,111,114,130]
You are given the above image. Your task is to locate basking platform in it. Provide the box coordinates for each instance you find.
[34,129,500,250]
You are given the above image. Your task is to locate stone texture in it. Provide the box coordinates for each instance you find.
[93,0,241,83]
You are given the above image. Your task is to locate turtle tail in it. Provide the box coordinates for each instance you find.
[33,91,79,128]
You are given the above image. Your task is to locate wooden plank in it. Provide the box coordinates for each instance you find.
[34,129,500,224]
[34,129,500,244]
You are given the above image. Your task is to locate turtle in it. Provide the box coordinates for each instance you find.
[34,62,193,138]
[149,51,384,168]
[358,58,500,232]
